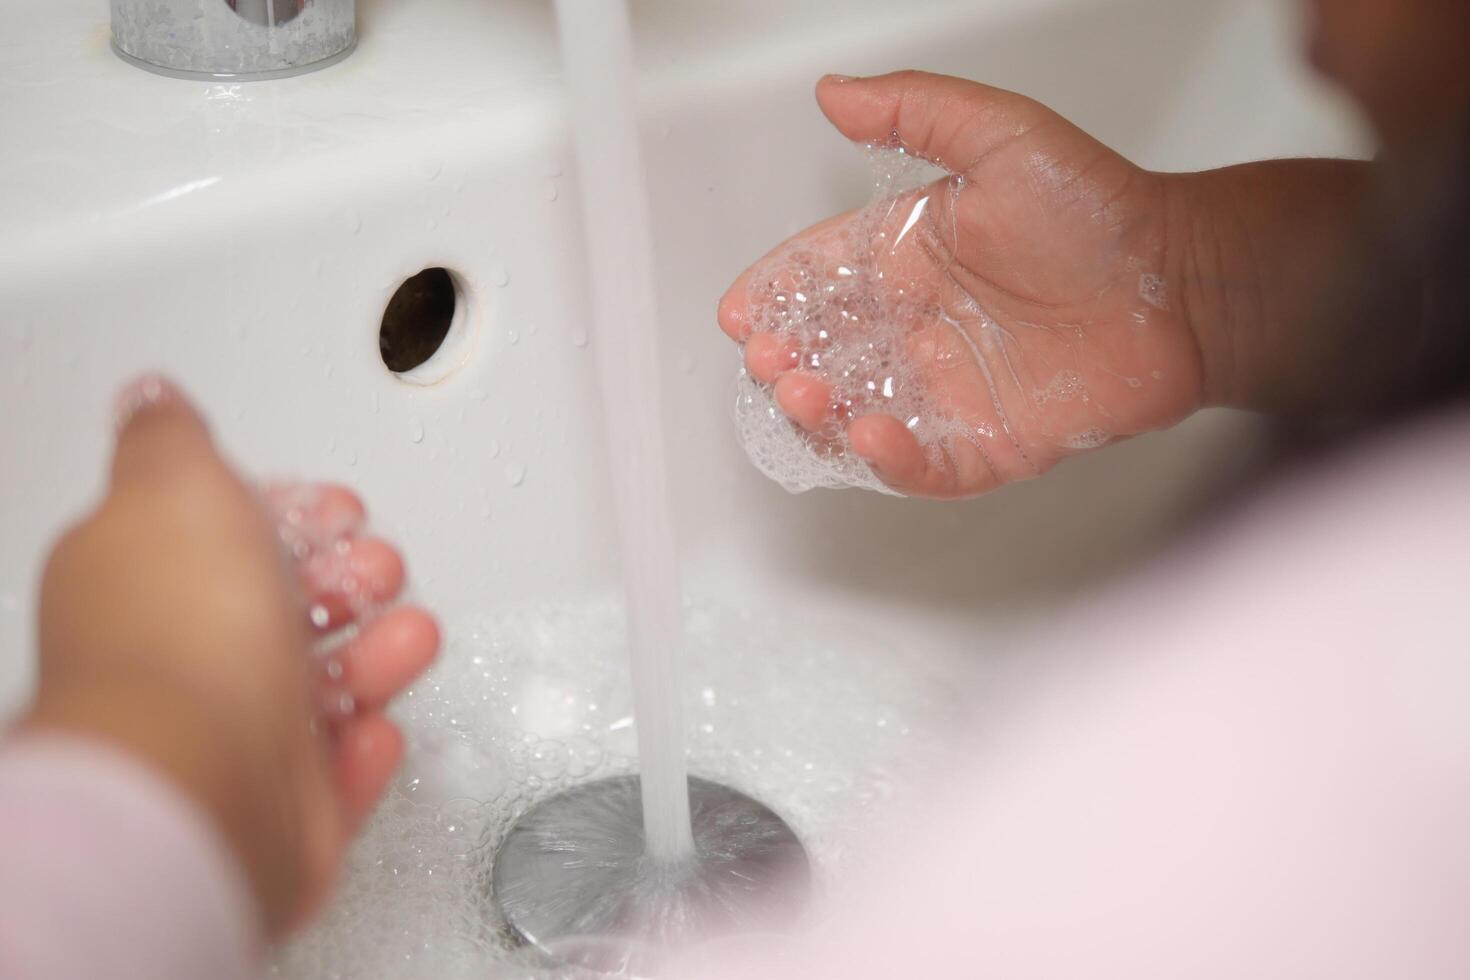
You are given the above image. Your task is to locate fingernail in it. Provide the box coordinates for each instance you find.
[823,73,859,84]
[114,373,185,433]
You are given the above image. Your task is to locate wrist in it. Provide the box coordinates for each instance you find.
[1160,160,1378,415]
[1159,168,1254,411]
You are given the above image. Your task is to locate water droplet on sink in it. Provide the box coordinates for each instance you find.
[507,329,520,345]
[492,264,510,288]
[410,419,425,443]
[506,462,527,487]
[488,439,501,459]
[419,157,444,181]
[543,178,560,202]
[571,328,589,348]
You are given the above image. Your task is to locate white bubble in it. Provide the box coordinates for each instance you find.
[1064,427,1111,450]
[1138,273,1169,310]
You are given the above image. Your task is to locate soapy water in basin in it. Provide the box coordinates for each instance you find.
[270,598,958,979]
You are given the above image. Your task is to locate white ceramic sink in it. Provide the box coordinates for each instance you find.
[1,0,1369,973]
[0,10,1383,973]
[0,0,1365,719]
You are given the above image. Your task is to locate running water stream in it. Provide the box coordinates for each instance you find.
[550,0,694,865]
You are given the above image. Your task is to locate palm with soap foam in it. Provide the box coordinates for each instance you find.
[719,71,1208,499]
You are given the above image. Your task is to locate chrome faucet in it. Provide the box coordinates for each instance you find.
[111,0,356,81]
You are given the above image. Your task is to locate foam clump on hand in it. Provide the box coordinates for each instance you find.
[734,369,895,494]
[731,145,959,495]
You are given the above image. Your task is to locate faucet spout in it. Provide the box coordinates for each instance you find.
[111,0,356,81]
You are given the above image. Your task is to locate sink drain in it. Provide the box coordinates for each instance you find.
[492,774,810,977]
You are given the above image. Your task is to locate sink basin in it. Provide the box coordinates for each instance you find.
[0,0,1365,714]
[0,0,1366,972]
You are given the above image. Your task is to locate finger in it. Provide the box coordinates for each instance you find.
[333,713,404,836]
[265,483,367,541]
[327,606,439,712]
[718,210,859,345]
[815,71,1052,175]
[304,537,406,631]
[774,372,835,432]
[110,375,217,489]
[717,284,753,342]
[848,413,931,492]
[744,332,801,383]
[849,413,989,499]
[851,413,1021,500]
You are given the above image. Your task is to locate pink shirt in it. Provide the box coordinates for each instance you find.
[0,737,258,980]
[688,407,1470,979]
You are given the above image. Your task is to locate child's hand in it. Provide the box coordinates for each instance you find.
[721,71,1204,498]
[24,377,438,935]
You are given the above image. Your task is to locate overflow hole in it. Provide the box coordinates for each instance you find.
[380,267,463,380]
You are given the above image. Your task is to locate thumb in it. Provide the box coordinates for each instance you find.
[814,70,1054,175]
[110,375,218,489]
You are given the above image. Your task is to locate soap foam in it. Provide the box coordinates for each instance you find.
[271,598,958,979]
[732,146,968,494]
